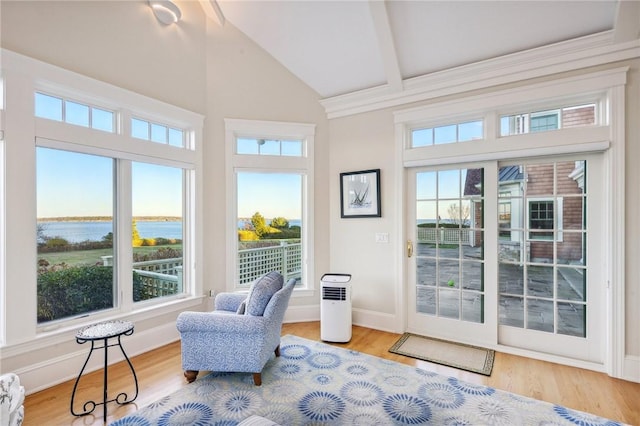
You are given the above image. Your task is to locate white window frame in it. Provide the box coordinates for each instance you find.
[527,197,564,242]
[0,49,204,346]
[225,118,315,296]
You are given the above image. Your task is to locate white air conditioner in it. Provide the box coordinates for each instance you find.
[320,273,352,342]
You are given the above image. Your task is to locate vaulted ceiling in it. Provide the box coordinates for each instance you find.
[202,0,638,103]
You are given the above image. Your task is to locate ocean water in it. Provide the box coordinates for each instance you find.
[39,221,183,243]
[39,219,302,243]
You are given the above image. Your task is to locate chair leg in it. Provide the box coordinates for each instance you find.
[184,370,199,383]
[252,373,262,386]
[274,345,281,357]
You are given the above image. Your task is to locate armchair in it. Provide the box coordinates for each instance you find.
[176,271,295,386]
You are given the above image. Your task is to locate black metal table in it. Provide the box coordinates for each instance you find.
[70,320,138,423]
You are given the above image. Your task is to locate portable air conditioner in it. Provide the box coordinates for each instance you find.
[320,273,352,342]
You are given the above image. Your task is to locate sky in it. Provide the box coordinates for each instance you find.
[37,147,183,218]
[237,172,301,219]
[36,148,301,220]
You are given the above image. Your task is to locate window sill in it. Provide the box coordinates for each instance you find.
[1,295,206,358]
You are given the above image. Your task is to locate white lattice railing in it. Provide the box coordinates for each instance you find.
[103,241,303,294]
[237,240,302,285]
[102,256,183,297]
[417,227,471,245]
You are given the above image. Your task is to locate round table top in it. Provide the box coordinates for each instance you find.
[76,320,134,341]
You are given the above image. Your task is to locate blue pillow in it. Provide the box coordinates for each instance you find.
[245,271,284,316]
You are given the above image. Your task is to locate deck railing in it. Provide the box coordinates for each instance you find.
[417,227,471,245]
[102,240,302,296]
[237,240,302,285]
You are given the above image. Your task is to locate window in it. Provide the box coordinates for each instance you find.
[237,138,303,156]
[132,162,184,302]
[33,87,199,325]
[226,119,315,291]
[35,92,115,132]
[237,172,302,286]
[529,200,554,239]
[36,147,115,322]
[500,103,596,136]
[415,168,485,323]
[411,120,483,148]
[499,160,586,337]
[131,117,185,148]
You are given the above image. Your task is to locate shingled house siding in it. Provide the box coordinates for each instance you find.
[562,105,595,128]
[528,162,584,262]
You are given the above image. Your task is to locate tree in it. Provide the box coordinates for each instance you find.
[251,212,268,238]
[132,219,143,247]
[447,203,471,227]
[270,217,289,229]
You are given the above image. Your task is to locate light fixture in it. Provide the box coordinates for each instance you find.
[149,0,181,25]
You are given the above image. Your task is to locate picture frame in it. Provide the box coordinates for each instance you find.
[340,169,381,218]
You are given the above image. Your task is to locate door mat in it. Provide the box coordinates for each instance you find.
[389,332,495,376]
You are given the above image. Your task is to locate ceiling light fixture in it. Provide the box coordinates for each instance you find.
[149,0,181,25]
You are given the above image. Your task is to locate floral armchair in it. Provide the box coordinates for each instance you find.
[0,373,24,426]
[176,271,295,386]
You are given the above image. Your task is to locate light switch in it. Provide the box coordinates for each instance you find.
[375,232,389,243]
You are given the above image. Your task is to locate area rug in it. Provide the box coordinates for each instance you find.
[389,333,495,376]
[111,335,623,425]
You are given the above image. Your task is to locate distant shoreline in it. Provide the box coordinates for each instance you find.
[38,216,181,222]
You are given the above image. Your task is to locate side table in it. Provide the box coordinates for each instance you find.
[70,320,139,423]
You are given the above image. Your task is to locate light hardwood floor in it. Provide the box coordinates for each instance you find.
[23,322,640,425]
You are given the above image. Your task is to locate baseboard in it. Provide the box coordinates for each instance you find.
[16,322,180,395]
[284,305,403,335]
[353,308,402,334]
[284,304,320,323]
[624,354,640,383]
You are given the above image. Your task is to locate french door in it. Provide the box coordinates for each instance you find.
[407,154,605,362]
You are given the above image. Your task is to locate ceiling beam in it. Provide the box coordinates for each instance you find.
[613,0,640,43]
[199,0,225,26]
[368,1,403,92]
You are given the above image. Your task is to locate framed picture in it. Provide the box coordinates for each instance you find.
[340,169,381,218]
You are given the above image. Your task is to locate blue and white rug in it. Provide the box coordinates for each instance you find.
[112,335,623,425]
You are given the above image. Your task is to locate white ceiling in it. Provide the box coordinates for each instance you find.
[211,1,633,99]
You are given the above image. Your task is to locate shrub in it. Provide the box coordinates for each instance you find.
[37,265,150,322]
[45,237,69,249]
[132,246,182,262]
[238,230,259,241]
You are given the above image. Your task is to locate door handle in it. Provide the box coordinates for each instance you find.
[407,240,413,258]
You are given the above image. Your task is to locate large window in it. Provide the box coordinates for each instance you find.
[31,81,199,325]
[226,119,315,291]
[36,148,115,323]
[237,172,302,286]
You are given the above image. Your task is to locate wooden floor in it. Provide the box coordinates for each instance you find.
[23,322,640,425]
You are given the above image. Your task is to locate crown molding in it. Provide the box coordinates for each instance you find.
[321,31,640,119]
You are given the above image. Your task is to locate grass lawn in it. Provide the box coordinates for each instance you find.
[38,244,182,267]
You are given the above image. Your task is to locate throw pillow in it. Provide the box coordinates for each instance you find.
[245,271,283,316]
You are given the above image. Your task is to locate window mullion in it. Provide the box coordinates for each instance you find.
[117,159,134,312]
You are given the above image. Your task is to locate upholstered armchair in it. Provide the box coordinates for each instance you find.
[176,271,295,386]
[0,373,24,426]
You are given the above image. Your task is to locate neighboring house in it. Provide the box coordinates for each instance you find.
[465,105,592,264]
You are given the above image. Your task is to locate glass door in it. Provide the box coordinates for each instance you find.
[497,156,605,363]
[407,165,497,345]
[406,155,605,362]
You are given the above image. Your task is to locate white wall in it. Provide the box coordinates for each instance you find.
[329,109,400,331]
